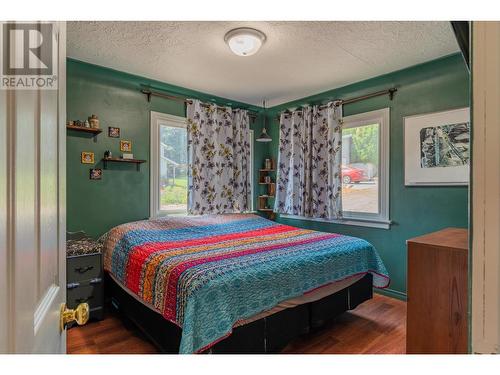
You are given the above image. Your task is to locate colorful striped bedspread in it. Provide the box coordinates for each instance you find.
[102,214,389,353]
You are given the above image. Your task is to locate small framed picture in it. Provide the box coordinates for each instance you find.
[81,151,95,164]
[89,168,102,180]
[108,126,120,138]
[120,140,132,152]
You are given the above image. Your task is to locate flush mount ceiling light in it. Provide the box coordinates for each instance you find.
[224,28,266,57]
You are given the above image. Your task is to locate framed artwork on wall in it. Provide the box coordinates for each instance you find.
[89,168,102,180]
[404,107,470,186]
[120,140,132,152]
[81,151,95,164]
[108,126,120,138]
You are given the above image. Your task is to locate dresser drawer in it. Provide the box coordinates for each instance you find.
[67,282,103,310]
[67,253,102,282]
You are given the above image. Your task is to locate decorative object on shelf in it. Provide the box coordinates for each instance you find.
[67,120,74,126]
[89,168,102,180]
[104,150,112,158]
[264,175,271,184]
[120,140,132,152]
[88,114,100,129]
[102,157,146,171]
[256,100,272,142]
[81,151,95,164]
[122,153,134,159]
[268,183,276,196]
[265,158,272,170]
[404,107,470,186]
[84,120,90,128]
[108,126,120,138]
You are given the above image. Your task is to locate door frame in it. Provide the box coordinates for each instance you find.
[471,21,500,354]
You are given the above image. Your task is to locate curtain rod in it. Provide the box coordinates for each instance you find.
[280,87,398,117]
[140,88,258,119]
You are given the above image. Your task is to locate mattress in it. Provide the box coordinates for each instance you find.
[102,214,389,353]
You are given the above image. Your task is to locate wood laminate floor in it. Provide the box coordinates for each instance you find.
[67,293,406,354]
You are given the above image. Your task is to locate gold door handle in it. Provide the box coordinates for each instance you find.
[60,303,89,331]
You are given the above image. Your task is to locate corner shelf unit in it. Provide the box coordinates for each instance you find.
[257,160,276,220]
[66,125,102,142]
[102,157,146,171]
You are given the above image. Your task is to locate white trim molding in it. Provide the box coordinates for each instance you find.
[149,111,187,219]
[471,21,500,354]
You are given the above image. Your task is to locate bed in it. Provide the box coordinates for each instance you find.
[102,214,389,353]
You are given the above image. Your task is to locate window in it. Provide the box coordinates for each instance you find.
[340,108,390,226]
[280,107,390,229]
[150,112,188,217]
[150,111,254,217]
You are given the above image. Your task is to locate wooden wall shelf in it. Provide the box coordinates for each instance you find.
[66,125,102,142]
[102,157,146,171]
[66,125,102,134]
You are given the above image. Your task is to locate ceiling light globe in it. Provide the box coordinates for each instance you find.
[224,28,266,57]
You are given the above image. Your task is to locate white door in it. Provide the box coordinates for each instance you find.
[0,21,67,353]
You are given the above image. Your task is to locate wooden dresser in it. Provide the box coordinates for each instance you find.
[406,228,468,354]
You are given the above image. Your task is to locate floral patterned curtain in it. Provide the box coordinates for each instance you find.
[186,99,251,215]
[274,101,343,219]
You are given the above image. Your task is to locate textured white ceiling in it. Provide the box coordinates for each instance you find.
[67,21,459,107]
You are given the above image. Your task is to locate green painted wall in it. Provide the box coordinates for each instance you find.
[265,54,470,299]
[66,59,266,238]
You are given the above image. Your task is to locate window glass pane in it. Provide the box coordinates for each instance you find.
[159,124,188,214]
[341,123,379,214]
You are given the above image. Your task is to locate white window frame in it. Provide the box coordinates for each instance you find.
[150,111,187,218]
[150,111,254,218]
[282,107,391,229]
[341,108,390,224]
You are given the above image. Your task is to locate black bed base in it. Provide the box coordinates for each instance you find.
[105,273,373,354]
